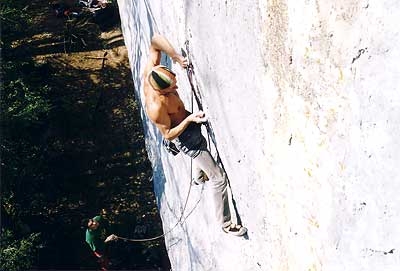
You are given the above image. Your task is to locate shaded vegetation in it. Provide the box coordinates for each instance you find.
[0,229,41,271]
[1,0,170,269]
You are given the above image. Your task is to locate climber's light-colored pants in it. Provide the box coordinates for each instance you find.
[174,122,233,227]
[192,149,232,227]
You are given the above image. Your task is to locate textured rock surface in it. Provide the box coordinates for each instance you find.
[117,0,400,270]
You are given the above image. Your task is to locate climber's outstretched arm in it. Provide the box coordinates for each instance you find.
[143,34,187,78]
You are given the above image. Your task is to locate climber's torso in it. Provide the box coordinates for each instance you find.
[159,90,188,127]
[145,88,189,128]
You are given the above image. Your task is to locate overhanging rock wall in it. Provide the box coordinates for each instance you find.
[117,0,400,270]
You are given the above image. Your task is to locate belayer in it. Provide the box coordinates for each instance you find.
[85,215,117,270]
[143,34,247,236]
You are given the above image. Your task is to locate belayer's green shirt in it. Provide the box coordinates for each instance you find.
[85,216,104,252]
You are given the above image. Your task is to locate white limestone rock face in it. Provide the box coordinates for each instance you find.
[117,0,400,270]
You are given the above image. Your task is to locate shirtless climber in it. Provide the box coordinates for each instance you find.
[143,33,247,236]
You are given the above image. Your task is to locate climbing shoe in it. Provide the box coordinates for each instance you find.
[222,223,247,237]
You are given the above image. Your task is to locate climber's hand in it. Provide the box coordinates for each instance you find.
[188,111,208,123]
[172,53,188,69]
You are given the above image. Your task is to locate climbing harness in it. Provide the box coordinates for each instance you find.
[110,50,199,243]
[109,40,240,243]
[162,138,180,156]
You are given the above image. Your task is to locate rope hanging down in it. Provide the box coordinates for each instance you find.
[182,41,243,226]
[108,170,195,243]
[107,40,229,243]
[107,57,199,243]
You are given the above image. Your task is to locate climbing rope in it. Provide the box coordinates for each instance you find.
[182,41,243,226]
[109,65,198,243]
[110,178,194,242]
[108,39,232,243]
[110,159,195,243]
[183,41,225,169]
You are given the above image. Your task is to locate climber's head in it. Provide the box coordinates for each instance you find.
[148,65,177,91]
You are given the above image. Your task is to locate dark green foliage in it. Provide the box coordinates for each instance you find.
[1,2,47,269]
[1,0,169,269]
[0,229,41,271]
[0,0,31,58]
[1,61,51,125]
